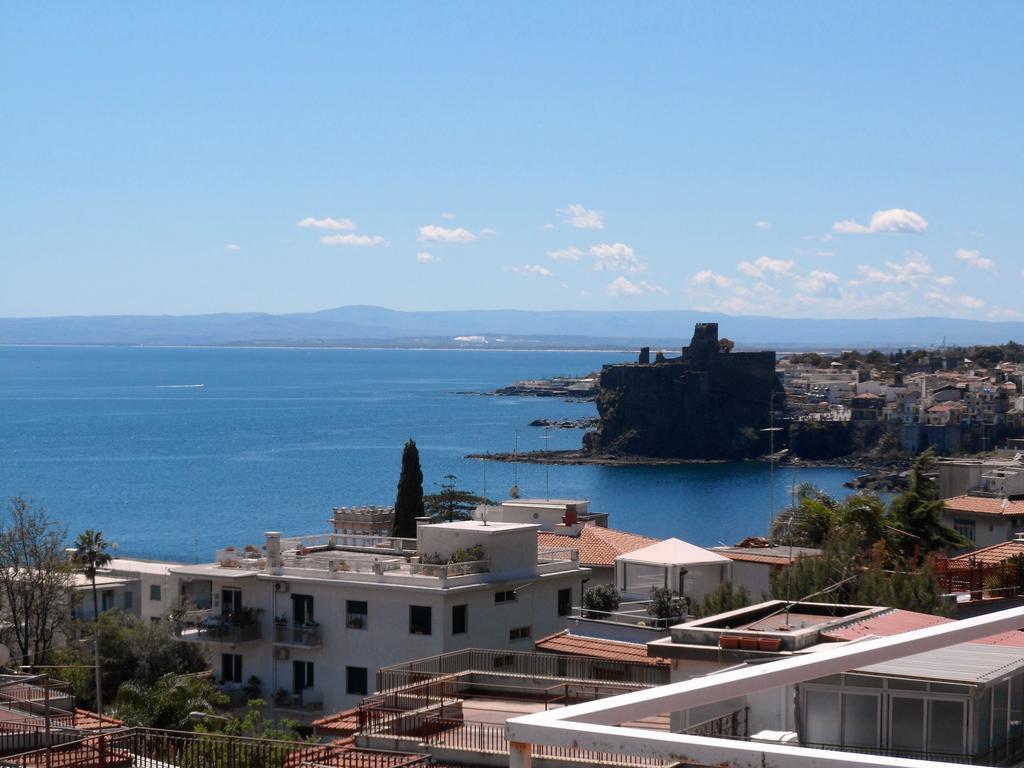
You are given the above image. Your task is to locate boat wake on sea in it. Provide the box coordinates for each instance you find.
[155,384,204,388]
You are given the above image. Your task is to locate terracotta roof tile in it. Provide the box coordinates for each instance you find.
[535,630,668,667]
[943,495,1024,517]
[72,709,124,730]
[312,707,361,737]
[821,608,1024,649]
[537,526,659,568]
[950,540,1024,565]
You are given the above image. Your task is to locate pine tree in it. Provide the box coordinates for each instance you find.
[392,439,424,538]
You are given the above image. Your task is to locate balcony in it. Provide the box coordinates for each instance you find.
[274,622,323,647]
[173,608,262,644]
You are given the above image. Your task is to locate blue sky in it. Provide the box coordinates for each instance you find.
[2,2,1022,320]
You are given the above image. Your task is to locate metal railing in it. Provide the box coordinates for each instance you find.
[362,712,666,766]
[537,547,577,563]
[0,728,323,768]
[567,606,682,630]
[408,560,489,578]
[178,622,261,644]
[376,647,667,691]
[274,623,323,646]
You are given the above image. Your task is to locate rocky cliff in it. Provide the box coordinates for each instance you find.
[583,323,782,460]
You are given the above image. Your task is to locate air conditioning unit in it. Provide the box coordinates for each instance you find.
[274,582,289,593]
[274,647,290,661]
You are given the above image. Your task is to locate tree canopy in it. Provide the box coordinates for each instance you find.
[423,475,493,523]
[392,439,424,538]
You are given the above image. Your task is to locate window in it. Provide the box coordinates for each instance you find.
[495,590,516,604]
[509,625,532,641]
[953,518,976,542]
[452,604,467,635]
[101,591,114,612]
[346,600,368,630]
[346,666,368,696]
[558,588,572,616]
[222,653,242,684]
[149,584,162,601]
[293,660,314,692]
[123,591,133,610]
[292,594,314,624]
[222,588,242,615]
[409,605,432,635]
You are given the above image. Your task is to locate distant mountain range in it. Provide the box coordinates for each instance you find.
[1,305,1022,351]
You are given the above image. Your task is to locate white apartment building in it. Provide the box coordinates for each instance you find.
[73,558,179,622]
[167,514,587,718]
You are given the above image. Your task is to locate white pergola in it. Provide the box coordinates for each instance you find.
[506,605,1024,768]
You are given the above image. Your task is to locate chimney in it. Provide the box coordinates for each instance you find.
[265,532,282,573]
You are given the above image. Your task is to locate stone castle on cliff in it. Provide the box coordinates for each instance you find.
[583,323,781,460]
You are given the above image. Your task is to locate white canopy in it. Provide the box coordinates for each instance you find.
[617,537,730,568]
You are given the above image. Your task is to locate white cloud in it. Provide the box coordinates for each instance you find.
[737,257,794,278]
[559,203,605,230]
[956,294,985,310]
[934,275,955,286]
[320,233,389,247]
[589,243,646,273]
[415,252,436,264]
[480,227,497,238]
[440,212,456,220]
[547,247,584,261]
[418,224,478,243]
[754,220,772,230]
[795,270,840,294]
[833,208,928,235]
[505,264,553,277]
[297,216,357,231]
[954,248,995,271]
[542,223,555,231]
[690,270,735,289]
[224,244,241,252]
[990,306,1024,321]
[856,252,932,284]
[605,277,666,297]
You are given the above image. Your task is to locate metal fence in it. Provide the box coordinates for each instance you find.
[376,647,667,691]
[2,728,313,768]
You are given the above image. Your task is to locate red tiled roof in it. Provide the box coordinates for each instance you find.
[283,741,428,768]
[943,495,1024,517]
[537,526,659,568]
[821,609,949,642]
[950,540,1024,565]
[72,709,124,730]
[719,551,802,565]
[821,608,1024,648]
[535,630,668,667]
[312,708,361,737]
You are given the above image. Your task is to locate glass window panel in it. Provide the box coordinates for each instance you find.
[1010,675,1023,738]
[928,699,966,756]
[930,683,971,695]
[993,681,1009,746]
[844,674,883,688]
[804,690,840,745]
[890,697,925,752]
[889,678,928,691]
[842,693,878,748]
[977,688,992,753]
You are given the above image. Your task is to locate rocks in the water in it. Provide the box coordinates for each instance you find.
[528,417,599,430]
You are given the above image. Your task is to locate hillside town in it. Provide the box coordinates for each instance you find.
[3,439,1024,767]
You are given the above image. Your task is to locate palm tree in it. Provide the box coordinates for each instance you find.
[73,529,112,714]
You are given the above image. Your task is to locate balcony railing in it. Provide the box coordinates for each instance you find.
[178,621,261,644]
[274,622,323,647]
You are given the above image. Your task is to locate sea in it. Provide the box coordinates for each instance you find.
[0,346,858,562]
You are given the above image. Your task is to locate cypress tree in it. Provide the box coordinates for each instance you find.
[393,439,424,538]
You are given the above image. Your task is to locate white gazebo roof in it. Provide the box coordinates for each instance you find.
[617,537,731,568]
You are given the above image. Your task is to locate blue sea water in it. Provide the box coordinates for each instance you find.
[0,346,857,561]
